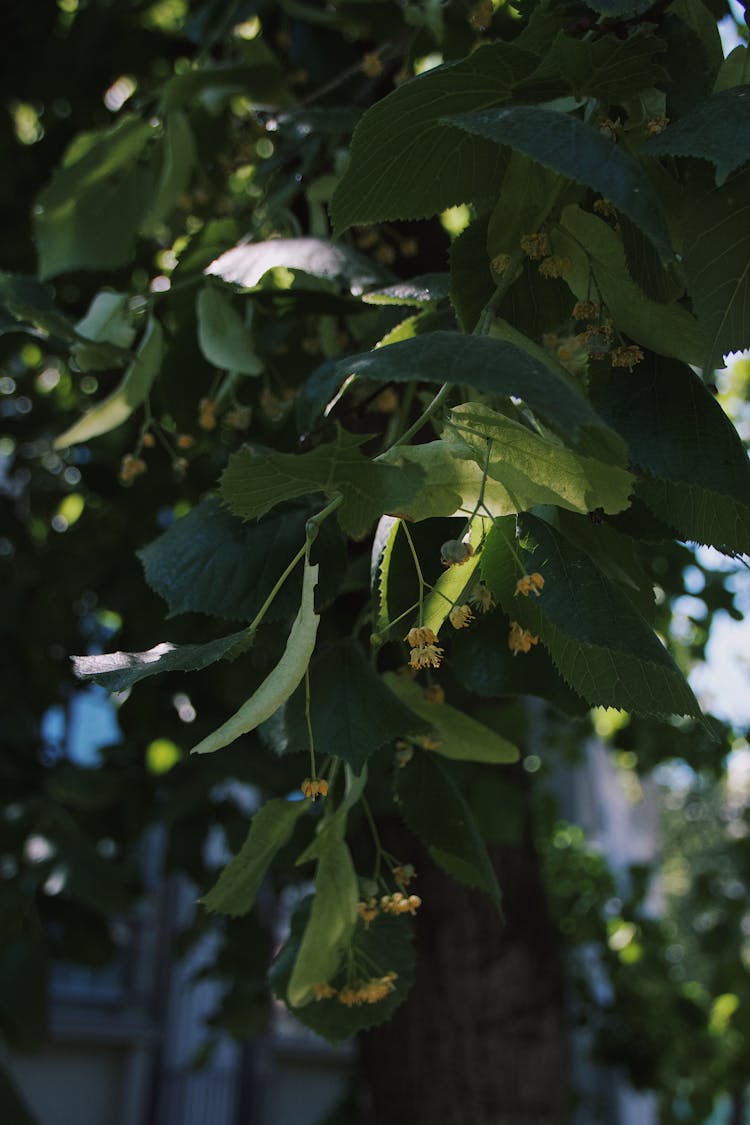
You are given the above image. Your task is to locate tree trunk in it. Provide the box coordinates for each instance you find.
[359,772,568,1125]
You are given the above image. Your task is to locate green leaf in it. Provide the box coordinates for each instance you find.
[447,401,633,515]
[450,613,588,717]
[72,628,250,693]
[196,283,262,374]
[206,236,386,295]
[297,332,616,453]
[486,151,564,264]
[270,906,414,1042]
[590,356,750,555]
[383,673,519,765]
[138,497,344,622]
[553,205,705,365]
[619,214,682,304]
[444,106,673,259]
[287,835,358,1008]
[142,110,197,234]
[191,559,319,756]
[295,766,368,865]
[330,43,537,234]
[220,428,424,539]
[714,46,750,93]
[682,168,750,373]
[515,30,667,104]
[53,316,163,449]
[271,642,431,771]
[422,518,485,637]
[0,272,75,341]
[642,87,750,186]
[395,749,502,911]
[480,515,701,718]
[450,213,494,332]
[34,115,155,278]
[362,273,451,307]
[202,798,310,916]
[71,291,136,371]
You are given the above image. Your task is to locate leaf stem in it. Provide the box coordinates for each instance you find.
[361,794,383,882]
[400,521,426,623]
[305,666,317,779]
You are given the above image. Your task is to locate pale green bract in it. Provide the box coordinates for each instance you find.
[191,560,319,755]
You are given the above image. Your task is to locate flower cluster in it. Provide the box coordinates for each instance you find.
[593,197,618,222]
[520,232,550,260]
[338,973,398,1006]
[381,892,421,916]
[469,582,495,614]
[394,740,414,767]
[393,864,416,888]
[515,572,544,598]
[646,115,669,136]
[610,344,644,370]
[572,300,599,322]
[538,255,571,279]
[198,397,217,430]
[491,253,512,275]
[361,51,382,77]
[405,626,443,670]
[357,897,379,927]
[508,621,539,656]
[119,454,147,483]
[300,777,329,801]
[449,603,474,630]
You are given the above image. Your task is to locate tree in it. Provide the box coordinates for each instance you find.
[2,0,750,1121]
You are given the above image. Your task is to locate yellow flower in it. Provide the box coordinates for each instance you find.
[514,573,545,598]
[449,604,474,630]
[418,734,441,751]
[572,300,598,321]
[405,626,438,648]
[301,778,329,801]
[393,864,416,888]
[469,582,495,614]
[538,256,570,279]
[491,253,512,275]
[508,621,539,656]
[361,51,382,78]
[198,397,217,430]
[395,742,414,768]
[646,115,669,136]
[593,197,618,221]
[357,897,379,928]
[409,644,443,670]
[119,454,147,484]
[313,982,337,1000]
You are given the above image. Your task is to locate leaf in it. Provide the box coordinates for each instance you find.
[196,284,262,374]
[450,613,588,717]
[330,43,537,234]
[394,749,502,912]
[590,355,750,555]
[142,110,197,234]
[553,205,705,365]
[515,30,668,104]
[486,151,564,264]
[0,272,75,341]
[53,316,163,449]
[138,497,344,622]
[619,214,682,304]
[287,835,358,1008]
[33,115,155,278]
[71,291,136,371]
[362,273,451,307]
[450,213,495,333]
[296,332,617,453]
[220,428,424,539]
[714,46,750,93]
[72,629,250,693]
[682,168,750,373]
[383,674,519,765]
[206,236,385,294]
[191,559,319,755]
[580,0,653,12]
[480,515,701,718]
[421,518,486,637]
[202,798,309,916]
[295,766,368,865]
[444,105,674,259]
[447,401,634,515]
[642,87,750,186]
[270,642,431,771]
[270,905,414,1042]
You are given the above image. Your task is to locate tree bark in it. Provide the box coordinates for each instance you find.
[359,772,568,1125]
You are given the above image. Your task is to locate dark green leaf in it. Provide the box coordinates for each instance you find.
[480,516,701,718]
[581,0,653,12]
[142,110,197,234]
[619,214,682,304]
[383,673,519,764]
[682,168,750,373]
[72,628,250,692]
[270,904,414,1043]
[270,642,430,771]
[450,213,494,332]
[220,429,424,539]
[395,749,502,912]
[34,115,155,278]
[297,332,618,454]
[486,151,564,264]
[331,43,537,234]
[196,284,262,374]
[138,497,345,621]
[53,316,163,449]
[553,205,704,364]
[362,273,451,307]
[445,106,674,258]
[642,86,750,186]
[0,272,75,341]
[71,291,136,371]
[202,798,309,916]
[590,356,750,555]
[516,30,667,104]
[714,46,750,93]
